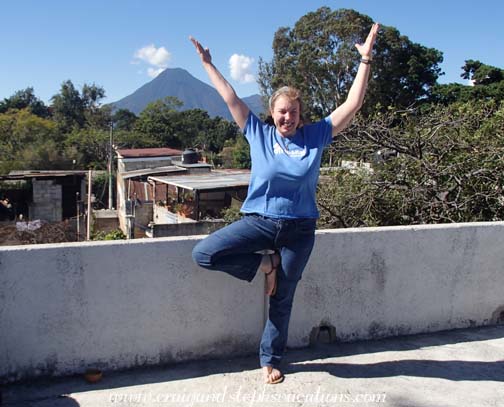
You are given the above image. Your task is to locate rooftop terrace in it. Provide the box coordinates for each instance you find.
[1,221,504,406]
[3,325,503,406]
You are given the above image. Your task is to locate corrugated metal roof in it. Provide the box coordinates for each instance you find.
[149,170,250,191]
[119,166,186,180]
[116,147,183,158]
[2,170,94,180]
[171,160,213,169]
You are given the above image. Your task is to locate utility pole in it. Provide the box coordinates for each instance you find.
[87,169,92,240]
[108,122,114,209]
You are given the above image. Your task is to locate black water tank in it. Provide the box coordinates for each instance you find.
[182,148,198,164]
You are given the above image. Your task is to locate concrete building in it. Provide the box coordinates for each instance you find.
[115,147,250,238]
[116,147,184,173]
[115,148,185,237]
[1,170,88,222]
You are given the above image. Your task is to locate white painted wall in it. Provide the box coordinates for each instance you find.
[290,223,504,347]
[1,222,504,382]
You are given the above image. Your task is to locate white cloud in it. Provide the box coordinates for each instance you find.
[147,67,165,78]
[229,54,255,84]
[135,44,171,67]
[133,44,171,77]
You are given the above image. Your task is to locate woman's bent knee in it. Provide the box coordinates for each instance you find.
[192,240,212,268]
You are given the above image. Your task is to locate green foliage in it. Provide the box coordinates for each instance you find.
[462,59,504,85]
[0,87,49,117]
[430,60,504,104]
[51,80,86,132]
[0,86,241,173]
[220,205,243,224]
[0,109,60,174]
[193,113,240,153]
[91,172,116,208]
[134,97,239,152]
[258,7,443,120]
[232,137,251,169]
[51,80,108,133]
[112,109,138,131]
[17,140,74,170]
[134,97,184,148]
[218,135,251,169]
[64,128,110,169]
[319,100,504,227]
[318,169,404,228]
[92,229,126,240]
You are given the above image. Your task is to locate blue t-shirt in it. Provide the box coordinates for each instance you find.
[241,111,333,219]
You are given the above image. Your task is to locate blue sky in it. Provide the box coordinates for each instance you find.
[1,0,503,105]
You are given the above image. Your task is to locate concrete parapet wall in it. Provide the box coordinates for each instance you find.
[152,220,227,237]
[1,222,504,382]
[290,222,504,347]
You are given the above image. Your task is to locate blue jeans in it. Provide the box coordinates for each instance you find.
[192,213,316,367]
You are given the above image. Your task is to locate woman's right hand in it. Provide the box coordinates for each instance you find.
[189,36,212,64]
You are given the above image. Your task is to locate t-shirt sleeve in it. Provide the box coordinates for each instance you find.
[321,116,334,147]
[242,111,265,144]
[305,116,333,148]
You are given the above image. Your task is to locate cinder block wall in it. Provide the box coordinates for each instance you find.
[1,222,504,383]
[29,179,62,222]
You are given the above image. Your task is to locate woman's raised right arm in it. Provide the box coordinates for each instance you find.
[190,36,250,129]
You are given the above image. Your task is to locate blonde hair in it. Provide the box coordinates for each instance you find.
[268,86,304,115]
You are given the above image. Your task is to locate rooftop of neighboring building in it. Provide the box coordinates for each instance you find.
[116,147,184,159]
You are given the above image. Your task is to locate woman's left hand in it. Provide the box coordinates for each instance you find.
[355,23,380,59]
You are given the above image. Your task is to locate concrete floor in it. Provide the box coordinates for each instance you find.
[3,325,504,407]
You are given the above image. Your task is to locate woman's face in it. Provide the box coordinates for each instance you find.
[270,95,301,137]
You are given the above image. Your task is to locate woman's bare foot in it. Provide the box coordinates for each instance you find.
[262,366,284,384]
[259,252,280,296]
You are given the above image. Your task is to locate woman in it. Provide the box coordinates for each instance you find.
[191,23,379,384]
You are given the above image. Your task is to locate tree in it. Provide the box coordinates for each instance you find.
[64,128,111,169]
[134,97,240,152]
[462,59,503,85]
[219,136,250,169]
[430,60,504,104]
[51,80,86,132]
[258,7,443,120]
[206,116,240,152]
[17,140,73,170]
[170,108,212,149]
[176,110,239,152]
[318,100,504,228]
[232,135,251,169]
[0,87,49,117]
[112,108,138,131]
[134,97,183,147]
[51,80,108,133]
[0,109,59,174]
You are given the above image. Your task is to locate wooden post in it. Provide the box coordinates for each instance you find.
[195,190,200,221]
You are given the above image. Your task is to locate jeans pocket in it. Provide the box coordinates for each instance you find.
[296,218,316,234]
